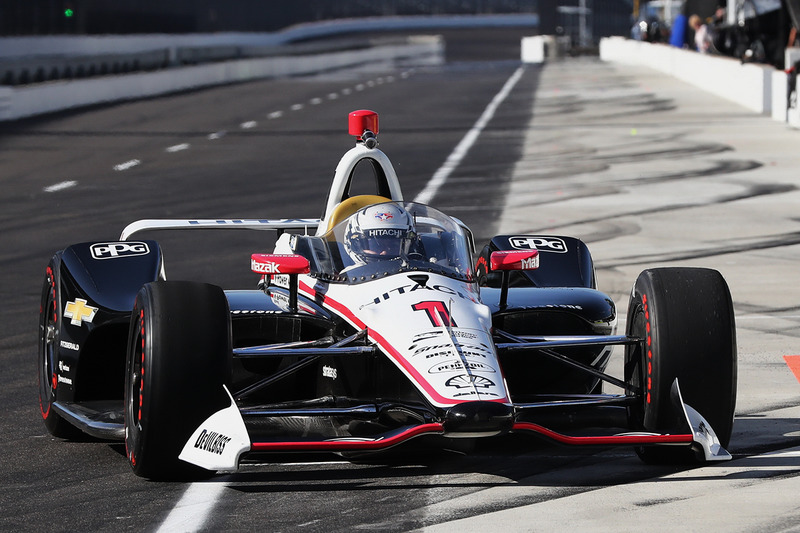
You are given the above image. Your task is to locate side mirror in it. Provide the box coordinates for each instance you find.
[251,254,310,275]
[490,250,539,310]
[490,250,539,271]
[251,254,309,315]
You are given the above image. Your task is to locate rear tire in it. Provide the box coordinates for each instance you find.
[124,281,231,479]
[624,268,736,464]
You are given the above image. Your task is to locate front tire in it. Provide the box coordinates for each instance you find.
[38,262,81,438]
[124,281,231,479]
[625,268,737,463]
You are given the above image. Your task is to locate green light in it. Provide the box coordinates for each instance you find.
[64,8,74,18]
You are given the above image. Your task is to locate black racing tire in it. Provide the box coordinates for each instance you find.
[624,268,737,464]
[38,262,82,438]
[124,281,232,480]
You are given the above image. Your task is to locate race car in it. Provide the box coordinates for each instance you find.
[38,109,737,479]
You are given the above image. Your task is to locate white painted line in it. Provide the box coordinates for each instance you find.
[156,480,228,532]
[414,66,524,205]
[341,88,352,95]
[208,130,226,140]
[737,315,800,320]
[113,159,141,171]
[355,84,365,91]
[240,121,257,129]
[267,111,283,119]
[310,97,323,105]
[44,180,77,193]
[327,92,339,100]
[165,143,190,153]
[290,103,304,111]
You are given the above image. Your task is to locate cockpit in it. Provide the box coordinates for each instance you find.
[288,201,474,284]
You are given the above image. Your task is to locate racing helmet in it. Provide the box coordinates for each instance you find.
[344,203,415,264]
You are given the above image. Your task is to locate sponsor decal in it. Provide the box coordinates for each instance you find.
[408,330,477,345]
[194,429,232,455]
[366,228,402,238]
[428,361,495,374]
[453,390,499,398]
[90,242,150,260]
[251,258,281,274]
[445,374,495,389]
[528,304,584,310]
[412,301,457,327]
[188,218,315,226]
[59,340,79,351]
[365,282,477,307]
[521,256,539,270]
[57,360,74,384]
[509,236,567,253]
[322,365,338,379]
[272,274,290,288]
[410,342,492,359]
[373,211,394,221]
[64,299,98,326]
[411,330,444,342]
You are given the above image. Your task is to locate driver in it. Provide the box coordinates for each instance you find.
[343,203,416,265]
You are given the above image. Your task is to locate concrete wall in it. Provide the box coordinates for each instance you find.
[520,35,570,63]
[0,38,443,121]
[599,36,777,115]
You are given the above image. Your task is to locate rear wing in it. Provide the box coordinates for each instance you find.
[120,218,321,241]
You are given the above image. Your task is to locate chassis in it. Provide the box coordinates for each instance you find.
[38,110,737,479]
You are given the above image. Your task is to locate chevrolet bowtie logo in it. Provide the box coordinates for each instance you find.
[64,298,98,326]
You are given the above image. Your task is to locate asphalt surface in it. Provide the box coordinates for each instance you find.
[2,28,800,532]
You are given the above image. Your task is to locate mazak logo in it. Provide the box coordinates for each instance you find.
[251,259,280,274]
[90,242,150,260]
[520,256,539,269]
[509,236,567,253]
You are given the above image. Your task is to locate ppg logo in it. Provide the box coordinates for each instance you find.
[509,236,568,253]
[90,242,150,260]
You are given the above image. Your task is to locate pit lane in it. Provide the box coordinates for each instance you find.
[2,28,800,532]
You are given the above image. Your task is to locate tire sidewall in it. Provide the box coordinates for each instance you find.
[124,281,231,479]
[625,268,737,458]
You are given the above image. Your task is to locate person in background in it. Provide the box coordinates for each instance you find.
[689,14,712,53]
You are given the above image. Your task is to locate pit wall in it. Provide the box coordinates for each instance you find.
[597,36,800,129]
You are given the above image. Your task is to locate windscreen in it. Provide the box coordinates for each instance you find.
[297,202,474,284]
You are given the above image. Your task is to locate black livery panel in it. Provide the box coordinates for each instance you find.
[53,240,163,403]
[477,235,596,289]
[478,235,614,397]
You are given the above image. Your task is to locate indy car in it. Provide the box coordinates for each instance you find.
[38,110,737,479]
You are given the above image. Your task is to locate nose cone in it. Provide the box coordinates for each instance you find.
[443,402,514,437]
